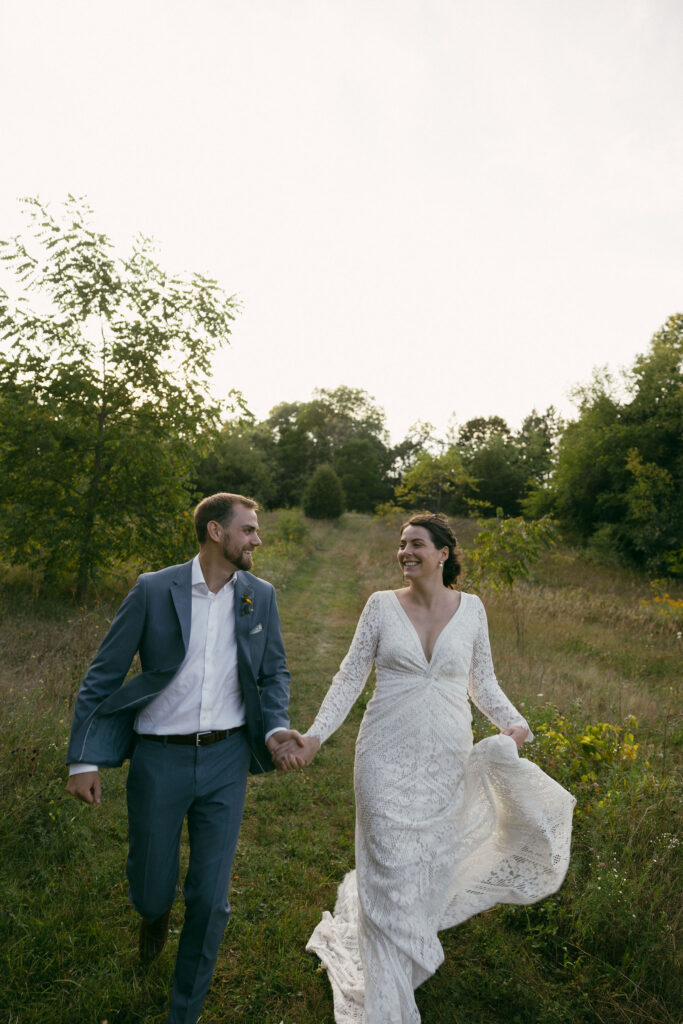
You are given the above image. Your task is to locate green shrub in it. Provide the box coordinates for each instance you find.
[302,464,345,519]
[273,508,309,546]
[372,502,408,530]
[498,706,683,1016]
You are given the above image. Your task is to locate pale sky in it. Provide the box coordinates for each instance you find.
[1,0,681,442]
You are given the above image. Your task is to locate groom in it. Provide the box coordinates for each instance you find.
[66,492,303,1024]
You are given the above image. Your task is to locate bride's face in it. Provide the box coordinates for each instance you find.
[398,526,447,581]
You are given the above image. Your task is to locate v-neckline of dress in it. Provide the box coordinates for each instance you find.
[390,590,464,665]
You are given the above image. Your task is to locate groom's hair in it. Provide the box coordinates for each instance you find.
[194,492,258,543]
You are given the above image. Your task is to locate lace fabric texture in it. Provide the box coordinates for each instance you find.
[305,591,576,1024]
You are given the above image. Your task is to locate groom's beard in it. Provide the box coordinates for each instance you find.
[222,540,254,571]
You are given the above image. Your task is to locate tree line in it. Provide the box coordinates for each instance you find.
[1,198,680,598]
[193,390,562,519]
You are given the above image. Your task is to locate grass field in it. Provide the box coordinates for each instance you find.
[0,511,681,1023]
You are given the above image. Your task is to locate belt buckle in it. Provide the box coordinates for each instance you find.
[196,730,213,746]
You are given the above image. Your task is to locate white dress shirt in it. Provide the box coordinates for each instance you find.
[70,556,280,775]
[135,556,244,734]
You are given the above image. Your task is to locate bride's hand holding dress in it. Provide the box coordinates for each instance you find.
[501,723,530,748]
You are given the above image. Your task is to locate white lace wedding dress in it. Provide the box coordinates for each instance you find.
[304,590,575,1024]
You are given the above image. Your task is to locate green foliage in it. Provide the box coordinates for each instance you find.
[520,483,559,519]
[547,316,683,573]
[468,514,559,591]
[193,417,276,505]
[623,447,679,565]
[272,508,309,546]
[463,435,528,515]
[0,197,238,599]
[373,502,407,528]
[456,414,511,450]
[468,514,559,650]
[334,436,392,513]
[264,385,392,509]
[388,420,440,481]
[502,706,681,1018]
[515,407,564,485]
[529,708,641,793]
[302,463,345,519]
[454,410,563,516]
[394,448,474,513]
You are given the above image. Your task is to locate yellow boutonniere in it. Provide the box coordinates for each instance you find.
[240,589,254,615]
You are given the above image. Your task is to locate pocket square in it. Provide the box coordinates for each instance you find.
[248,623,263,635]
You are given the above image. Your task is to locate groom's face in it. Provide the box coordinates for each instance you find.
[218,504,262,571]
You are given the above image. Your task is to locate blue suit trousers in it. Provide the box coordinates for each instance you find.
[126,731,251,1024]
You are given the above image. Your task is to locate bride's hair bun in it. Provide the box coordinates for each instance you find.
[400,512,462,588]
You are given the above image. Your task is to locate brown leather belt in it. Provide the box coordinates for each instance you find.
[138,725,246,747]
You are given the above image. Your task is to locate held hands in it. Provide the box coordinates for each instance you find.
[501,725,529,749]
[65,770,102,804]
[266,729,320,772]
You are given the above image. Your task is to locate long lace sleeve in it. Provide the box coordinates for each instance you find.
[468,596,534,742]
[304,592,381,746]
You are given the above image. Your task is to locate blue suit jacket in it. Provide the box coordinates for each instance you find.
[66,562,291,774]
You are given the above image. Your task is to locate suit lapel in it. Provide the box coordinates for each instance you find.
[170,559,194,653]
[234,571,257,675]
[233,571,250,639]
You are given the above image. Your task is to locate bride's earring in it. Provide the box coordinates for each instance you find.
[438,561,443,568]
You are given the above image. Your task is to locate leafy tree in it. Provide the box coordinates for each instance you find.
[264,401,318,506]
[388,420,441,482]
[468,514,559,649]
[0,196,238,599]
[302,464,345,519]
[469,514,559,591]
[394,449,474,514]
[457,415,510,452]
[193,418,276,506]
[463,436,528,516]
[265,386,392,509]
[548,377,625,540]
[623,449,679,569]
[548,317,683,572]
[515,406,563,486]
[334,437,392,513]
[455,411,562,516]
[312,385,387,444]
[455,417,523,515]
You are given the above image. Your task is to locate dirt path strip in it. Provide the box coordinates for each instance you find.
[274,517,372,733]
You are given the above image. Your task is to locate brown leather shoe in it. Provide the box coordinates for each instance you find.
[139,907,172,964]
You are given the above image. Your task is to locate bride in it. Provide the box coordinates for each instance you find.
[281,512,575,1024]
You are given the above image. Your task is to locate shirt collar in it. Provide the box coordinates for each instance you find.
[191,554,237,592]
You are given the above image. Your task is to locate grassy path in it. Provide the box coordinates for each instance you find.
[210,515,374,1023]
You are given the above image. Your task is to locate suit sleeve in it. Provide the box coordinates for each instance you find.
[256,588,291,734]
[65,576,147,764]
